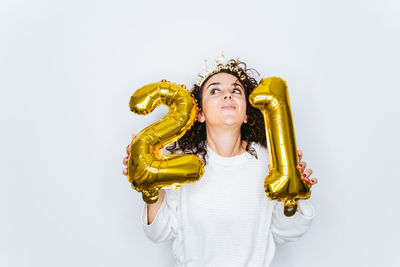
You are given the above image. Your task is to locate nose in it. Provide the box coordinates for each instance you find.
[223,91,232,99]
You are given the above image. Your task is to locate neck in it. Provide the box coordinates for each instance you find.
[205,125,247,157]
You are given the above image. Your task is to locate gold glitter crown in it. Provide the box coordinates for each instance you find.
[194,52,246,87]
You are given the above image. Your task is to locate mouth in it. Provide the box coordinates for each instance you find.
[221,105,236,110]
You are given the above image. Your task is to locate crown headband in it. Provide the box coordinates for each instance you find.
[194,52,247,87]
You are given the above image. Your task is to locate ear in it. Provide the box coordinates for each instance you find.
[197,110,205,123]
[244,114,248,124]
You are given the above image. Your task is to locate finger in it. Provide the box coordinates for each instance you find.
[297,150,303,161]
[123,155,129,166]
[132,133,136,139]
[126,144,131,154]
[122,167,128,176]
[310,178,318,185]
[297,161,307,172]
[301,176,311,185]
[301,168,313,179]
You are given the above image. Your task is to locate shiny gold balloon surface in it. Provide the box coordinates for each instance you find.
[128,80,205,204]
[249,77,311,217]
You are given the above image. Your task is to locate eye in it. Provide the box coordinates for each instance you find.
[233,88,242,94]
[210,88,220,95]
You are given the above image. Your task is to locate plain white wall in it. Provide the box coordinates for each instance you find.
[1,0,399,266]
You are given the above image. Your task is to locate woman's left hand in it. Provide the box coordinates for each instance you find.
[267,149,318,186]
[297,149,318,186]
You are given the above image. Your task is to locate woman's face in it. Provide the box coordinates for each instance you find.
[198,72,248,128]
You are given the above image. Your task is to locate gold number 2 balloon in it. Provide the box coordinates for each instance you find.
[128,80,205,204]
[249,77,311,217]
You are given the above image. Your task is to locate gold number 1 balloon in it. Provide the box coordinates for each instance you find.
[249,77,311,217]
[128,80,205,204]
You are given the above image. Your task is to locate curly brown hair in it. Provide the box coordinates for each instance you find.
[166,60,267,164]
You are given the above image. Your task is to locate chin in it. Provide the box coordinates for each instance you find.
[207,117,243,127]
[220,119,242,127]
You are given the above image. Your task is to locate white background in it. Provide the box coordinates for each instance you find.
[1,0,399,266]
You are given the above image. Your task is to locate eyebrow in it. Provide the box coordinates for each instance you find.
[233,82,244,90]
[206,82,244,90]
[207,82,221,89]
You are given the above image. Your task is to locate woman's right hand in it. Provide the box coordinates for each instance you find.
[122,134,136,176]
[123,133,165,224]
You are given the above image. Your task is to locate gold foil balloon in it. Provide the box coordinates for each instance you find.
[249,77,311,217]
[128,80,205,204]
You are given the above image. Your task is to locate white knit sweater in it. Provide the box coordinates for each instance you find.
[141,142,315,267]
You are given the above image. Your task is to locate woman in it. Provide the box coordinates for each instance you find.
[122,58,317,267]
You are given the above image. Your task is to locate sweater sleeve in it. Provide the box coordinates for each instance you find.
[270,199,315,244]
[140,189,179,243]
